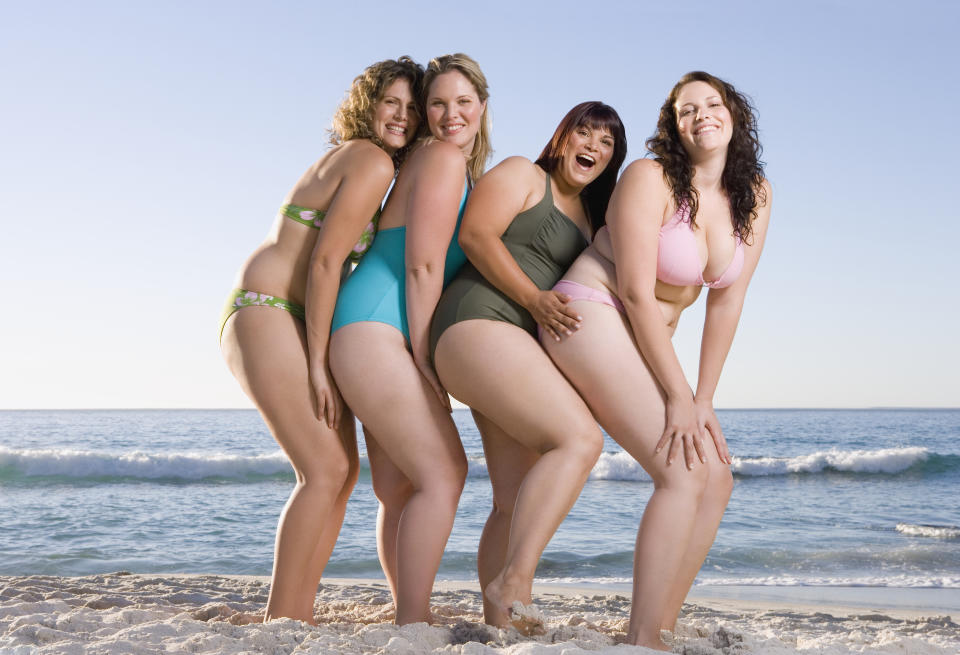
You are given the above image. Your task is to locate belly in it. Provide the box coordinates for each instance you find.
[561,243,701,330]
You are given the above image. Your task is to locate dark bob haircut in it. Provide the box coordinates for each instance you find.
[535,101,627,233]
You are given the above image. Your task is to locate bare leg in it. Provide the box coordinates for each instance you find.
[660,463,732,629]
[330,323,466,624]
[472,410,539,625]
[434,320,602,628]
[300,417,360,620]
[365,428,414,607]
[543,300,732,650]
[221,308,354,624]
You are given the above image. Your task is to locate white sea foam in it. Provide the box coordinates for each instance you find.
[696,574,960,588]
[897,523,960,539]
[0,445,291,480]
[589,451,651,481]
[0,445,934,482]
[731,446,928,476]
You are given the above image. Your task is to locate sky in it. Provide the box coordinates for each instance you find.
[1,0,957,409]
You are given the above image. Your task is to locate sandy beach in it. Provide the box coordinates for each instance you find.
[1,573,957,654]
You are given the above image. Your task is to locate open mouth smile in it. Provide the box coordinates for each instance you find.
[575,154,596,170]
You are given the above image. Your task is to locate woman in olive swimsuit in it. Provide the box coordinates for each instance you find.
[219,57,422,623]
[430,102,627,630]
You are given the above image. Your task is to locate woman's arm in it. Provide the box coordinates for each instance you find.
[608,159,704,468]
[404,141,468,408]
[458,157,582,340]
[305,142,396,427]
[695,180,772,460]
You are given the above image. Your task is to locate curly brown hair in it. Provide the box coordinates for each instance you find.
[645,71,766,243]
[421,53,492,182]
[329,56,424,165]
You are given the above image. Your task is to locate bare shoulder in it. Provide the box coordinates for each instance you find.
[406,139,467,176]
[616,158,670,201]
[479,155,539,190]
[621,158,664,184]
[336,139,395,181]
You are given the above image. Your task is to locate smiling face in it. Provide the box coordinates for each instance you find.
[371,78,420,155]
[675,80,733,156]
[425,70,485,155]
[558,124,616,189]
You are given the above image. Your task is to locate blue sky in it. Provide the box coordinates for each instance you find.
[1,0,957,408]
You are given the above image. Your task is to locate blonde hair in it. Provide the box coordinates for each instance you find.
[330,56,424,163]
[422,53,492,181]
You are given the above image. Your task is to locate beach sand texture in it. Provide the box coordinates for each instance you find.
[1,574,957,654]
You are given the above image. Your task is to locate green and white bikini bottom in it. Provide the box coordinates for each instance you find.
[218,288,305,342]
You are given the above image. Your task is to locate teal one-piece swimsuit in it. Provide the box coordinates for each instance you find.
[331,182,469,342]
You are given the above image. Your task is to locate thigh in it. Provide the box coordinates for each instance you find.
[544,302,668,463]
[330,323,464,481]
[434,320,596,453]
[222,307,353,475]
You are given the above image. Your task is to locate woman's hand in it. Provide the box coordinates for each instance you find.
[309,361,343,429]
[695,397,731,464]
[415,356,452,412]
[528,290,582,342]
[655,395,707,469]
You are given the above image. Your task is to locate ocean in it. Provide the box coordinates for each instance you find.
[2,408,958,610]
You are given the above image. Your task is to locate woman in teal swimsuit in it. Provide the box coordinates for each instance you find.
[329,53,491,625]
[219,57,422,623]
[430,102,626,630]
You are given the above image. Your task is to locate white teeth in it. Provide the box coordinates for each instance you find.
[579,154,595,163]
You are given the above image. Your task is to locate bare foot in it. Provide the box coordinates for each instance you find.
[483,576,545,636]
[625,629,671,651]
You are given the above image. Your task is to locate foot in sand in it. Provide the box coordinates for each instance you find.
[483,576,545,636]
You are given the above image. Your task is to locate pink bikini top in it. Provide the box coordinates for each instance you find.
[657,203,744,289]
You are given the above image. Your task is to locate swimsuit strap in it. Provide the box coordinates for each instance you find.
[543,172,553,204]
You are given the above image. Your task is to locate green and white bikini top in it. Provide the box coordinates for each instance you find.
[281,203,381,263]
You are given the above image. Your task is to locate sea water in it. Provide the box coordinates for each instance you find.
[1,409,958,609]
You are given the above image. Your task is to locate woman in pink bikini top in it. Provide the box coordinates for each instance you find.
[542,72,772,650]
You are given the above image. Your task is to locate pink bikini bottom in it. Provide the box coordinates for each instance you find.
[553,279,625,314]
[539,280,626,340]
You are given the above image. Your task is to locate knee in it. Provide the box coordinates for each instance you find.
[565,424,604,469]
[371,473,414,510]
[429,454,468,502]
[707,465,734,504]
[295,448,352,493]
[653,460,710,500]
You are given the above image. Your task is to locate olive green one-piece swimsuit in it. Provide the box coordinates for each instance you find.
[429,172,590,359]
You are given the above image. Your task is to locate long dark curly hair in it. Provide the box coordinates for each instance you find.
[645,71,765,243]
[329,56,424,167]
[535,101,627,233]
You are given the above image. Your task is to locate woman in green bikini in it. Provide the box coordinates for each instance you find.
[219,57,422,623]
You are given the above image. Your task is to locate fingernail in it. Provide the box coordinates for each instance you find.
[701,456,706,463]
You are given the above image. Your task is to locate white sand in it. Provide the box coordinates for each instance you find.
[0,573,957,654]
